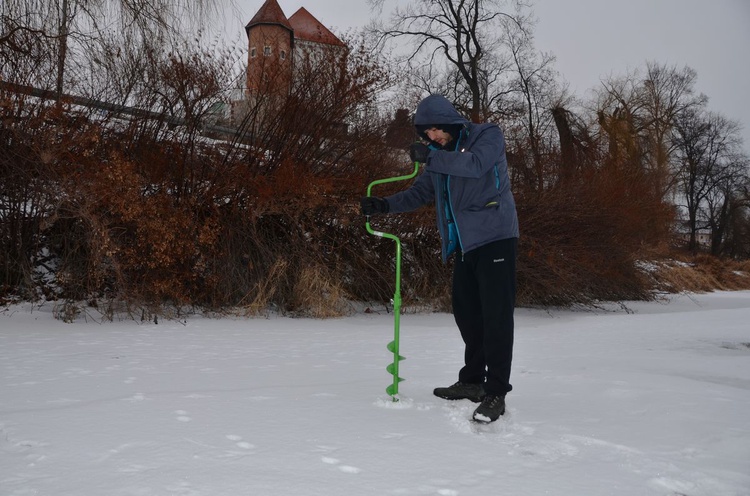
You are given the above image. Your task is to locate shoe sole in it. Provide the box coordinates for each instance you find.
[433,393,485,403]
[472,403,505,422]
[472,415,498,424]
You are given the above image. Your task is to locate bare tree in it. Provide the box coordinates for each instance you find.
[705,166,750,256]
[2,0,226,99]
[596,62,707,197]
[673,108,748,254]
[641,62,707,195]
[369,0,529,123]
[723,178,750,258]
[369,0,575,193]
[1,1,59,87]
[502,12,568,191]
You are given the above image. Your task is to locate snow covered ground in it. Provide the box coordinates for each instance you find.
[1,291,749,496]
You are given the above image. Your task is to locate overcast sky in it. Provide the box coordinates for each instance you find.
[227,0,750,152]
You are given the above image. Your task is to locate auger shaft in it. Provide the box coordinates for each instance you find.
[365,162,420,400]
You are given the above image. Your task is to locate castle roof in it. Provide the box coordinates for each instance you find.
[288,7,345,47]
[245,0,292,32]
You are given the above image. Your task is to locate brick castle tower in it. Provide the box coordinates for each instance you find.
[245,0,345,97]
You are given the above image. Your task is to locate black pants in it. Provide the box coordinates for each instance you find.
[452,238,517,396]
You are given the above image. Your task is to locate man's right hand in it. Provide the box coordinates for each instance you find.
[409,142,431,163]
[360,196,389,216]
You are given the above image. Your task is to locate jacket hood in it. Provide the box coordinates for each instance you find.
[413,95,470,127]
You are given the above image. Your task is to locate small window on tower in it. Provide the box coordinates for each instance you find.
[280,50,286,60]
[250,47,257,58]
[263,46,271,56]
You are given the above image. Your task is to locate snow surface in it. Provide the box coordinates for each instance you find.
[1,291,749,496]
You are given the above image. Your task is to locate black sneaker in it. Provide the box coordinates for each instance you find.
[472,394,506,423]
[433,381,485,402]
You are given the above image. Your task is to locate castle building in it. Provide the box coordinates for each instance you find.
[244,0,346,97]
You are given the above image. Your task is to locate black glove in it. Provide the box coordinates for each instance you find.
[360,196,389,216]
[409,142,431,163]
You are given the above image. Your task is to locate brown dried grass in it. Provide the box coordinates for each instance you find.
[644,255,750,294]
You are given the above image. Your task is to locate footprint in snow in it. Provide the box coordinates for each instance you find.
[226,434,254,450]
[174,410,192,422]
[381,432,407,440]
[321,456,361,474]
[123,393,146,402]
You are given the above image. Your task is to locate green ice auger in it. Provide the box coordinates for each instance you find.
[365,161,421,401]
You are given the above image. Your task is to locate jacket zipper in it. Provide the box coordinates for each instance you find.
[447,131,467,261]
[445,176,464,260]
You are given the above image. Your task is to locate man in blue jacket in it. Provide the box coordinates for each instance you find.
[361,94,519,423]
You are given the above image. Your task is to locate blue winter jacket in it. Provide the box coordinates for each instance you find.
[386,94,519,262]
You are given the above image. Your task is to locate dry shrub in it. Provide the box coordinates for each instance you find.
[1,96,240,311]
[644,260,720,293]
[395,212,453,310]
[687,255,750,291]
[689,255,736,291]
[51,145,224,307]
[1,30,400,319]
[641,255,750,294]
[516,163,674,306]
[243,257,288,316]
[292,264,350,318]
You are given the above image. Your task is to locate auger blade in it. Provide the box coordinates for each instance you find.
[386,378,405,397]
[387,342,405,360]
[386,355,405,365]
